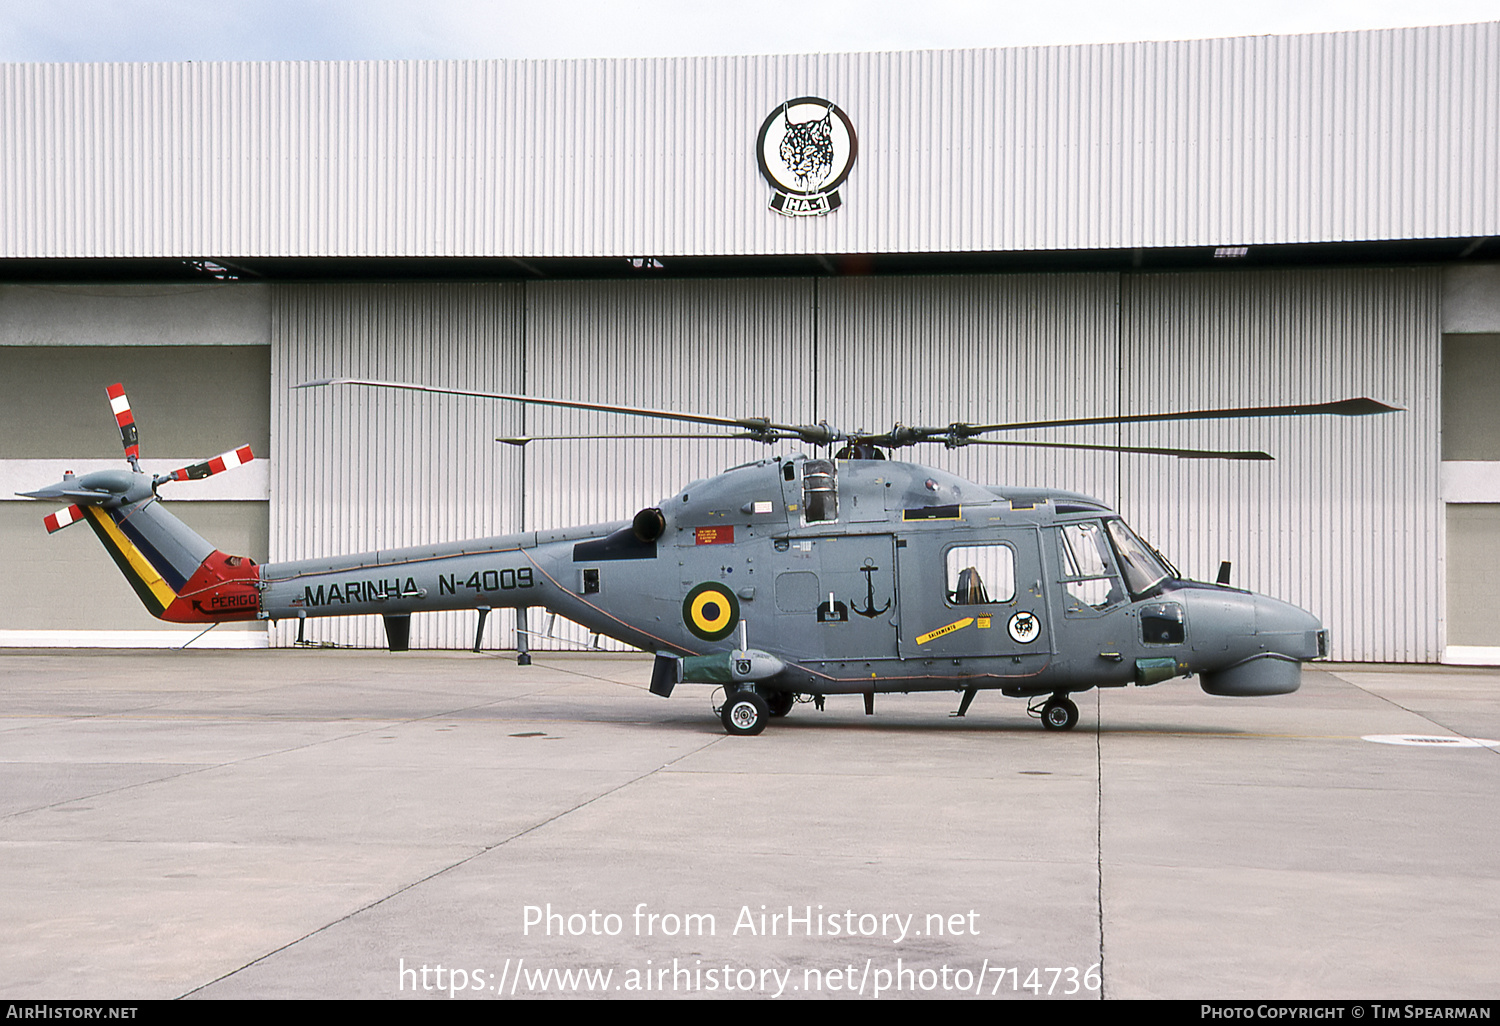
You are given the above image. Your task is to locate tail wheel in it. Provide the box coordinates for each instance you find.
[1040,696,1079,732]
[721,689,770,736]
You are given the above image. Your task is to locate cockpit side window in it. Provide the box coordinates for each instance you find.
[945,545,1016,605]
[1104,519,1171,598]
[1057,522,1125,613]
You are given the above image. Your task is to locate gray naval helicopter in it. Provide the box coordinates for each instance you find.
[21,381,1397,736]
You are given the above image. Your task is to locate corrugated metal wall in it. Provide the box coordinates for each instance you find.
[271,268,1439,660]
[5,22,1497,259]
[271,283,526,649]
[815,274,1120,506]
[1118,269,1441,663]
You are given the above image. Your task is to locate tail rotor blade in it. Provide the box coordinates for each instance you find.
[164,445,255,482]
[44,504,85,534]
[106,384,140,465]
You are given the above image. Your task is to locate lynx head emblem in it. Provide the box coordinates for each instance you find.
[756,97,857,217]
[778,106,835,191]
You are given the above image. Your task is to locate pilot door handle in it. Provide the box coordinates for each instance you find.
[1099,651,1124,662]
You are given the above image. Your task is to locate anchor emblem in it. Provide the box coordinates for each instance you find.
[852,560,892,619]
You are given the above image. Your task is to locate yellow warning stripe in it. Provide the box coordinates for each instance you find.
[916,617,974,645]
[83,505,178,612]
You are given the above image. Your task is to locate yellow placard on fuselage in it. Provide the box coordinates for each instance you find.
[916,617,974,645]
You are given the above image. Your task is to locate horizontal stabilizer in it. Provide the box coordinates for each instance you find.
[18,485,112,502]
[17,469,142,505]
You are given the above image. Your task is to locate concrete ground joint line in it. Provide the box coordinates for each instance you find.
[0,667,319,725]
[1,763,209,821]
[529,657,651,691]
[176,731,727,999]
[1335,674,1500,758]
[0,697,522,823]
[1094,687,1106,1001]
[0,726,380,823]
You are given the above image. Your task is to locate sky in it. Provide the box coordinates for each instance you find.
[0,0,1497,63]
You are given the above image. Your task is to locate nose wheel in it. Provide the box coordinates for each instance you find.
[1036,695,1080,732]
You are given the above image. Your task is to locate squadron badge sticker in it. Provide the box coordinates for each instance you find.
[756,97,858,217]
[1008,611,1041,644]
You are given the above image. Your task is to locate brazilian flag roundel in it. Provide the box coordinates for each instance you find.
[682,582,740,641]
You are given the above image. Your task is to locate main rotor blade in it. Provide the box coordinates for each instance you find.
[297,377,836,444]
[957,397,1402,435]
[959,439,1274,460]
[496,432,764,447]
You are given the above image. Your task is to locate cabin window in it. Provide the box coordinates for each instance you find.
[945,545,1016,605]
[801,459,838,523]
[1058,522,1125,612]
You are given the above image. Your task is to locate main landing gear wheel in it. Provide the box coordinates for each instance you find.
[721,689,770,736]
[1040,696,1080,732]
[766,691,796,718]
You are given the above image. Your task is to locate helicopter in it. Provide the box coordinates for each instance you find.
[18,381,1398,736]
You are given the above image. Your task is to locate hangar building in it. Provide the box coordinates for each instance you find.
[2,22,1498,663]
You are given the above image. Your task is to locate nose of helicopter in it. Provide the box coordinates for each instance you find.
[1196,590,1327,697]
[1252,592,1327,660]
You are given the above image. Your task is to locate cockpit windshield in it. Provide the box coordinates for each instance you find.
[1105,519,1173,597]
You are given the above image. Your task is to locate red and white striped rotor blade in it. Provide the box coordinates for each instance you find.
[167,445,255,482]
[106,383,140,462]
[44,504,85,534]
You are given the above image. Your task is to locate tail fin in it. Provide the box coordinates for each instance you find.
[80,497,261,623]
